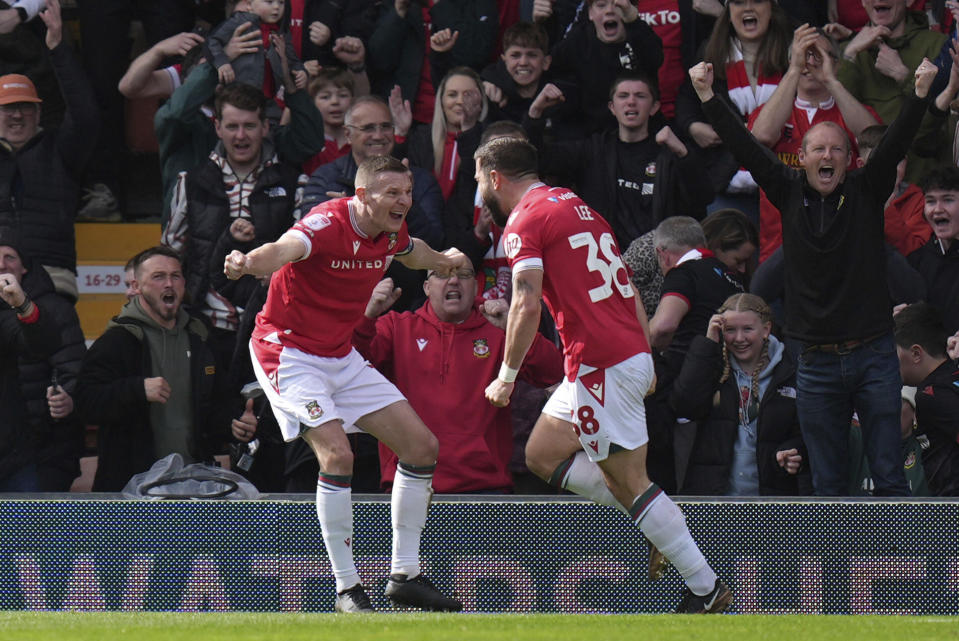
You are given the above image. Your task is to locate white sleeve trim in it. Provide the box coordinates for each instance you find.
[164,65,182,92]
[287,229,312,262]
[512,257,543,273]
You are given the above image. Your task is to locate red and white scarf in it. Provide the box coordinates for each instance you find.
[725,41,782,193]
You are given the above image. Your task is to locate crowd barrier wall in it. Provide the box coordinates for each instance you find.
[2,495,957,614]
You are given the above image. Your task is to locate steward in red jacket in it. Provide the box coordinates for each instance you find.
[353,269,563,493]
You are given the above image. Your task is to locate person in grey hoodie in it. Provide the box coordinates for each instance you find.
[76,246,257,492]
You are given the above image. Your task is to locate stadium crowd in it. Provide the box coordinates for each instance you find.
[2,0,959,505]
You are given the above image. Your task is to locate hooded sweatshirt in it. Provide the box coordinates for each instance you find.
[118,298,195,462]
[727,334,785,495]
[353,302,562,493]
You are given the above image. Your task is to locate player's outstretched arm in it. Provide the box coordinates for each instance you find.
[224,233,306,280]
[395,238,471,273]
[486,268,543,407]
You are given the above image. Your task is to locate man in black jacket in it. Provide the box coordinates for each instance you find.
[689,57,939,496]
[0,227,85,491]
[526,71,711,251]
[162,83,299,366]
[0,0,98,302]
[909,166,959,335]
[76,247,256,492]
[894,302,959,496]
[0,231,59,492]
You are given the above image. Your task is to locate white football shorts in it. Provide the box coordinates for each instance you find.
[542,351,655,462]
[250,335,405,441]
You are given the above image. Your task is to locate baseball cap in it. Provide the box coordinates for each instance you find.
[0,75,42,106]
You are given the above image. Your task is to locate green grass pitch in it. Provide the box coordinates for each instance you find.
[1,612,956,641]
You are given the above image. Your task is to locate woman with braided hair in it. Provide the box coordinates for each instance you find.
[668,292,812,495]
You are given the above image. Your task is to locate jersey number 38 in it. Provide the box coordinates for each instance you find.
[568,231,632,303]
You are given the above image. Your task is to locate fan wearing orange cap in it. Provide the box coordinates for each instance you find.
[0,73,42,152]
[0,0,99,303]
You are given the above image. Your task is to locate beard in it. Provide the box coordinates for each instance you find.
[482,188,509,227]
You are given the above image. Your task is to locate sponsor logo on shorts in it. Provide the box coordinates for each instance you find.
[473,338,490,358]
[580,369,606,406]
[504,233,522,259]
[305,400,323,420]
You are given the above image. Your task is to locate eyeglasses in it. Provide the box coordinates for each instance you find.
[346,122,393,134]
[0,103,38,115]
[430,270,476,281]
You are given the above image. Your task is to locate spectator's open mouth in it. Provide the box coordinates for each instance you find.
[872,3,892,19]
[161,291,177,305]
[931,213,952,230]
[818,166,835,180]
[444,290,461,300]
[601,19,621,39]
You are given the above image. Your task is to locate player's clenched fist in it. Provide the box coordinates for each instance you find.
[443,247,471,272]
[485,378,514,408]
[688,62,714,102]
[224,250,248,280]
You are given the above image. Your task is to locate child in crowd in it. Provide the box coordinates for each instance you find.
[208,0,307,102]
[481,22,552,124]
[302,68,354,176]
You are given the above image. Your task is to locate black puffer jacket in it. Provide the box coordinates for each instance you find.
[0,41,98,274]
[181,143,298,307]
[0,292,60,483]
[669,334,812,496]
[18,259,86,489]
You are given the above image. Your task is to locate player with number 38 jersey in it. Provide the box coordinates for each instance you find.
[503,183,650,380]
[478,138,731,615]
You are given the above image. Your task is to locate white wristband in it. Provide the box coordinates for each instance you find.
[498,363,519,383]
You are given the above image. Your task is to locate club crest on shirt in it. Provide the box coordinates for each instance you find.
[904,451,917,469]
[305,400,323,420]
[388,233,398,250]
[504,233,522,259]
[644,162,656,177]
[473,338,490,358]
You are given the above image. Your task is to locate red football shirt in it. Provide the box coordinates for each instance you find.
[254,197,412,357]
[503,184,650,380]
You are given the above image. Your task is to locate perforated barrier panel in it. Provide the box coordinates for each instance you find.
[2,498,957,613]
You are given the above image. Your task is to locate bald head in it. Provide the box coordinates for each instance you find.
[802,121,850,154]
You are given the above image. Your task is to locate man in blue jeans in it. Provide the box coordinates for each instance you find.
[688,55,941,496]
